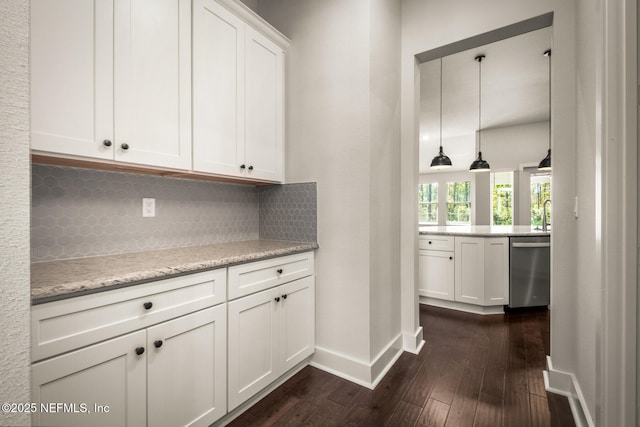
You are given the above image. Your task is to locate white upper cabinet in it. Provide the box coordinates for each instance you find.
[192,0,245,177]
[113,0,192,170]
[193,0,286,182]
[31,0,192,170]
[30,0,114,160]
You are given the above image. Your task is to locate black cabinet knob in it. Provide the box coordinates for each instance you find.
[428,241,432,244]
[154,340,163,348]
[282,294,287,300]
[135,347,145,355]
[277,269,283,274]
[121,143,129,150]
[143,302,153,310]
[240,164,246,169]
[248,165,254,171]
[103,139,112,147]
[449,256,453,260]
[275,297,280,302]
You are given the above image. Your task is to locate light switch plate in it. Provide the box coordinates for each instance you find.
[143,198,156,217]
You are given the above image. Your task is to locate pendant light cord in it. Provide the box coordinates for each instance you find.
[439,58,443,150]
[476,55,484,154]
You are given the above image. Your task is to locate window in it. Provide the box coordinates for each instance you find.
[491,172,514,225]
[419,183,438,224]
[446,181,471,224]
[531,173,551,226]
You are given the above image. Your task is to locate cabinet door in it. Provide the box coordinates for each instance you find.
[280,276,315,372]
[244,26,284,182]
[31,330,146,427]
[484,238,509,305]
[147,305,227,427]
[114,0,191,170]
[228,287,279,410]
[30,0,114,160]
[418,250,455,301]
[192,0,246,176]
[454,237,484,304]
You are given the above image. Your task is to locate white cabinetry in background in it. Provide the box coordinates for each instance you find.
[418,236,454,301]
[420,234,509,313]
[31,0,192,170]
[193,0,285,182]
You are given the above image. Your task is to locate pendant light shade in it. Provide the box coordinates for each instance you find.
[538,49,552,171]
[470,54,490,172]
[431,58,452,170]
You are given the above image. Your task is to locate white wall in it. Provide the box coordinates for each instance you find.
[574,1,599,419]
[257,0,403,385]
[400,0,578,411]
[368,0,402,368]
[0,0,31,426]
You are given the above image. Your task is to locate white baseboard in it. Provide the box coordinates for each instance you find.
[311,334,404,389]
[215,358,310,426]
[403,326,425,354]
[420,297,504,315]
[544,355,594,427]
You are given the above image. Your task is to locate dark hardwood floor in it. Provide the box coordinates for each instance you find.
[228,304,575,427]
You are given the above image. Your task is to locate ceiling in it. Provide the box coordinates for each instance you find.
[419,27,552,173]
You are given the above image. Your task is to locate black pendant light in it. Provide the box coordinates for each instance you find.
[430,58,452,170]
[538,49,552,171]
[469,54,490,172]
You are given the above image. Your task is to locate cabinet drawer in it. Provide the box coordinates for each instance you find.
[419,235,454,251]
[228,252,314,300]
[32,269,226,362]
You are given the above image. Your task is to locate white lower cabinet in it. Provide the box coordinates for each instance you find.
[228,275,315,411]
[31,330,146,427]
[32,305,226,427]
[147,306,227,427]
[418,249,454,300]
[420,235,509,308]
[31,251,316,426]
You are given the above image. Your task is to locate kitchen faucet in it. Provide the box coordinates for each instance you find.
[543,199,551,231]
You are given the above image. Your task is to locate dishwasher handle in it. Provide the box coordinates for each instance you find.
[512,242,550,248]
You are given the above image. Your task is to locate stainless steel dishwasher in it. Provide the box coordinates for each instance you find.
[509,236,550,308]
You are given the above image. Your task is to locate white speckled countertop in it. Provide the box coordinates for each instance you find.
[419,225,551,237]
[31,239,318,304]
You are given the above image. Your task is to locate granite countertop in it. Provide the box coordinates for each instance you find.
[419,225,551,237]
[31,239,318,304]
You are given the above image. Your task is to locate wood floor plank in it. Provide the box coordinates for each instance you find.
[530,393,552,427]
[416,398,450,427]
[444,365,484,427]
[472,393,503,427]
[385,400,423,427]
[229,305,575,427]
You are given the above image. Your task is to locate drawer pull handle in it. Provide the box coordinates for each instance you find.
[121,143,129,150]
[143,302,153,310]
[240,164,246,170]
[154,340,163,349]
[103,139,112,147]
[277,269,283,274]
[135,347,145,356]
[282,294,287,299]
[248,165,254,171]
[275,297,280,302]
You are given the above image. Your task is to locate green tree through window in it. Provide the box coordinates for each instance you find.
[491,172,513,225]
[447,181,471,224]
[531,175,551,226]
[419,183,438,223]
